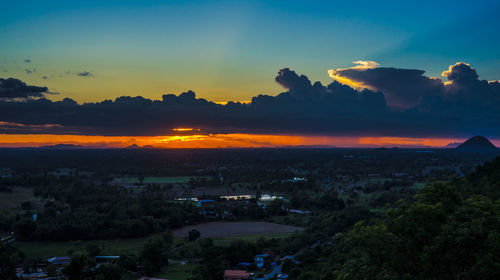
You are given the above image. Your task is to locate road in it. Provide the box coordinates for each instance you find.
[256,255,296,279]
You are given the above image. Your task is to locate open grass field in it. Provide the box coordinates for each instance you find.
[212,232,294,246]
[113,176,212,184]
[0,187,36,209]
[172,222,303,239]
[153,263,196,280]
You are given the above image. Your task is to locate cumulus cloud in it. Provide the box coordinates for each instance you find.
[328,61,380,91]
[350,60,380,69]
[0,62,498,138]
[329,61,444,109]
[0,78,54,100]
[442,62,478,83]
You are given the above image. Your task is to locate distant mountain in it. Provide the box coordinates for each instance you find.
[125,144,141,149]
[142,145,156,149]
[456,136,498,153]
[39,144,83,149]
[281,145,338,149]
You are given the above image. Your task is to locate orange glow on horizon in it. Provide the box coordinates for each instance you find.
[172,128,200,132]
[214,100,252,105]
[0,134,496,148]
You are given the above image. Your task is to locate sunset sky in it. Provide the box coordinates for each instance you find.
[1,0,499,148]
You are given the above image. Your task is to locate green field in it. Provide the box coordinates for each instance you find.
[153,263,196,280]
[15,234,191,259]
[15,237,151,259]
[115,176,212,184]
[212,232,294,246]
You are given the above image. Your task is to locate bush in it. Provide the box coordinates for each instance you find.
[188,229,201,241]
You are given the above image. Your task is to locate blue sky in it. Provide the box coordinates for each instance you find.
[1,0,499,102]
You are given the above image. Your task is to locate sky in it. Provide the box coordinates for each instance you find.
[1,0,499,148]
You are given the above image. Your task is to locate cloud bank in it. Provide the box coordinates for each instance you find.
[0,78,53,100]
[0,62,499,138]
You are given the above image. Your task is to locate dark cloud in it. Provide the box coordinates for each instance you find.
[0,62,499,138]
[0,78,53,100]
[275,68,312,91]
[24,59,31,63]
[442,62,478,83]
[25,69,32,74]
[417,63,500,121]
[329,64,443,109]
[42,76,48,80]
[76,71,92,77]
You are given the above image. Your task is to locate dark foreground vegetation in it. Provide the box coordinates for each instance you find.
[291,157,500,279]
[0,148,498,279]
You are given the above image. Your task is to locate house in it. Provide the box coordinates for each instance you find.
[223,270,250,280]
[289,209,311,215]
[254,253,270,268]
[197,199,215,207]
[47,256,71,265]
[1,232,15,244]
[235,262,252,270]
[16,271,48,279]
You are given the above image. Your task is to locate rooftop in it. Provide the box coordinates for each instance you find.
[224,270,250,279]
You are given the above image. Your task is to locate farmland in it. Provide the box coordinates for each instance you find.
[14,236,153,259]
[172,222,304,239]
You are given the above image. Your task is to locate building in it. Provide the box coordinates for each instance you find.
[1,232,15,244]
[223,270,250,280]
[47,256,71,266]
[254,253,270,268]
[197,199,215,207]
[16,271,48,279]
[289,209,311,215]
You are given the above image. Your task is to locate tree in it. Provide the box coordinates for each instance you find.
[0,244,25,280]
[141,238,170,274]
[188,229,201,241]
[94,264,123,280]
[281,258,298,274]
[63,251,89,280]
[21,201,33,210]
[86,243,101,257]
[14,218,36,240]
[333,181,500,280]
